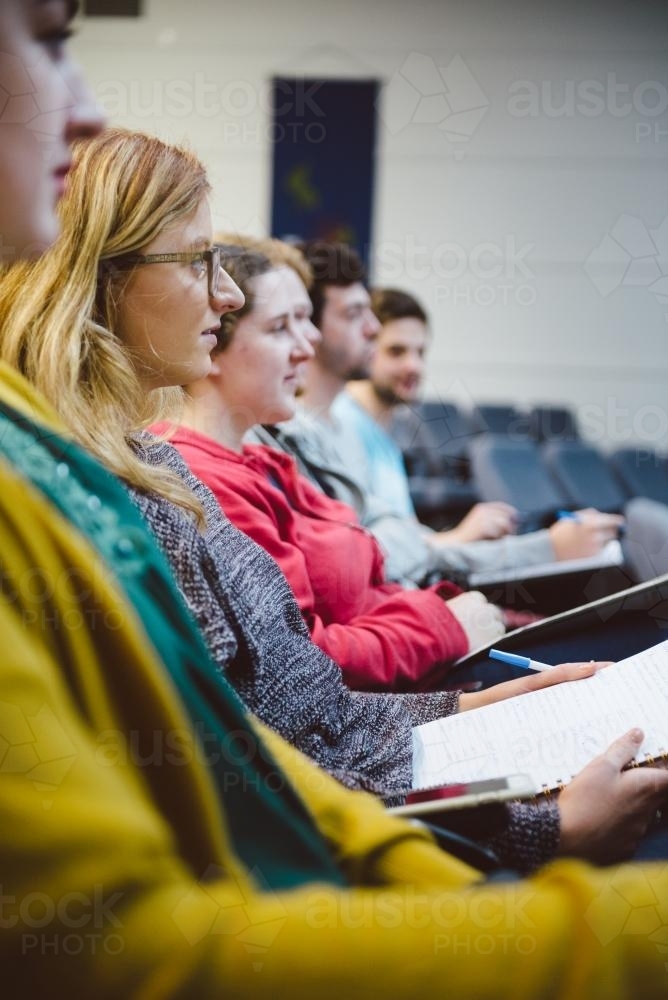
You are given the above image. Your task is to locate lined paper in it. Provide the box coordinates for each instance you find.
[412,639,668,791]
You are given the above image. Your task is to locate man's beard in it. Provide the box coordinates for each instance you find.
[316,340,370,382]
[371,381,406,408]
[345,364,371,381]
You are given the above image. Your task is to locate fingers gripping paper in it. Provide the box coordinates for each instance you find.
[412,640,668,792]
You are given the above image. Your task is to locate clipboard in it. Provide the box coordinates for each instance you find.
[451,572,668,682]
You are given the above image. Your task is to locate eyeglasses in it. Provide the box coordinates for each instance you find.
[104,245,223,298]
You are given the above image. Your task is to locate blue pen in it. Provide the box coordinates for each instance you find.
[557,509,625,537]
[489,648,554,673]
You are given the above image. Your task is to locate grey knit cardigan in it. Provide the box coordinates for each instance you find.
[129,437,559,872]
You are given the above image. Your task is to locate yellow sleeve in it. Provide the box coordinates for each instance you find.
[255,719,480,888]
[1,463,667,999]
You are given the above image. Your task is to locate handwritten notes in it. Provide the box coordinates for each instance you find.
[412,640,668,791]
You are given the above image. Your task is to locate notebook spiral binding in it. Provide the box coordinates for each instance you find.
[526,747,668,804]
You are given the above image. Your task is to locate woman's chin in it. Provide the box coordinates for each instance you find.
[260,399,295,426]
[279,399,298,422]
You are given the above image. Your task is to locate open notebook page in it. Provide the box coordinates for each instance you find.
[412,639,668,791]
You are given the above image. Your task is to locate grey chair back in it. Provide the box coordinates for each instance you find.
[609,448,668,504]
[543,440,627,513]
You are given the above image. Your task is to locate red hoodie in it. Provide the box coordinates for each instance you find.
[154,424,468,690]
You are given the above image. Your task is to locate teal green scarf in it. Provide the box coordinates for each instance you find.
[0,401,346,890]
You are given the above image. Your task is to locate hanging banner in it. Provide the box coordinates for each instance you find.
[270,77,378,270]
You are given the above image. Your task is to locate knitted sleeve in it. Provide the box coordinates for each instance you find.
[130,438,417,796]
[132,437,562,872]
[487,801,561,874]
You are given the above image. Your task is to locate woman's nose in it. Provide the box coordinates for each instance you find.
[64,65,106,144]
[304,319,321,347]
[213,267,245,313]
[292,326,316,360]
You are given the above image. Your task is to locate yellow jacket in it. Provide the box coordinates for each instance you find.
[1,361,666,998]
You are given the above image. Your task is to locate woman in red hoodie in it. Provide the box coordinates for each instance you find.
[156,238,506,690]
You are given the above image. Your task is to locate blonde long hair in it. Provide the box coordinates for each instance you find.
[0,128,211,518]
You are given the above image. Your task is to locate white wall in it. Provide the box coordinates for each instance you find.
[73,0,668,449]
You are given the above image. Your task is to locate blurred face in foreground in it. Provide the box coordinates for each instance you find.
[0,1,104,258]
[370,316,429,406]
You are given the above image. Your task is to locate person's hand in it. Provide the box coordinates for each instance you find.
[501,607,544,630]
[549,508,624,561]
[557,729,668,864]
[458,659,607,712]
[445,591,505,651]
[434,502,519,545]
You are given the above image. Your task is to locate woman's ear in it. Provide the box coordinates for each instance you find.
[209,357,222,377]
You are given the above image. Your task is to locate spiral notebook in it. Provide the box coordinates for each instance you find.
[412,639,668,793]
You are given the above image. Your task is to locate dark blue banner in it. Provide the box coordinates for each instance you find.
[270,78,378,270]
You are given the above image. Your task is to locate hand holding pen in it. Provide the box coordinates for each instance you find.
[489,648,554,672]
[458,655,610,712]
[549,507,624,561]
[459,650,610,712]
